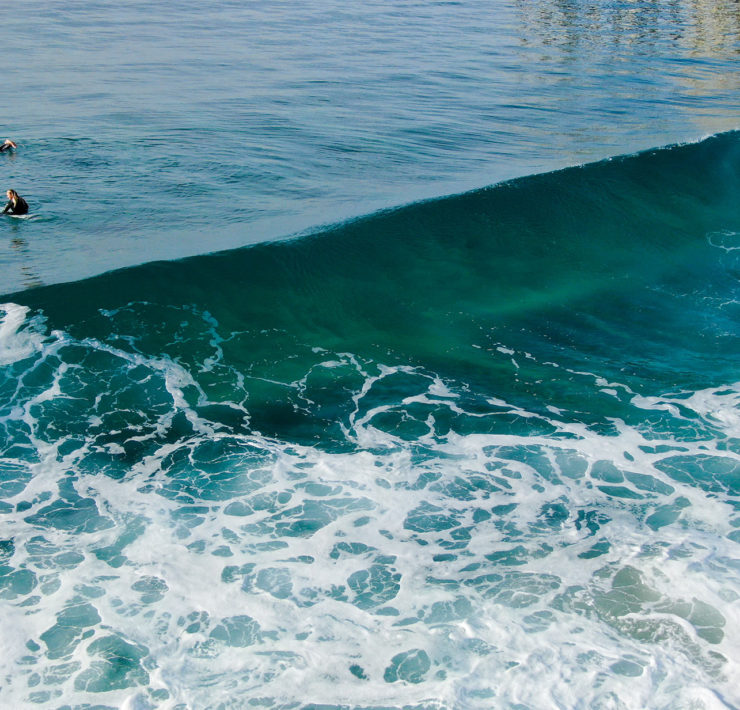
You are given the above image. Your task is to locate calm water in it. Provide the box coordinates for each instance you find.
[1,0,739,291]
[1,2,740,709]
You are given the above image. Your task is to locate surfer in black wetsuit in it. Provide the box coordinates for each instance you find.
[3,189,29,215]
[0,140,17,153]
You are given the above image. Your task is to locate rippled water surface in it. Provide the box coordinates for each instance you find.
[1,0,739,291]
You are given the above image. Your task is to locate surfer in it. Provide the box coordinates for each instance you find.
[2,189,29,216]
[0,139,17,153]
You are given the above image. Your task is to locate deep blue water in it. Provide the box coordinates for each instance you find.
[1,2,739,709]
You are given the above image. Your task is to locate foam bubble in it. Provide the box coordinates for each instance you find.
[1,310,739,708]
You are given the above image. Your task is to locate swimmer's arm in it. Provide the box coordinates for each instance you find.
[2,202,11,214]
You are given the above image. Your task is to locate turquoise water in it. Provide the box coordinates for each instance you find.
[1,2,740,709]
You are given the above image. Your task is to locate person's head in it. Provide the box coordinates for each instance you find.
[5,140,16,149]
[6,189,18,201]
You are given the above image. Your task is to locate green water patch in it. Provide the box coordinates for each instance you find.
[552,563,727,673]
[209,615,262,647]
[645,497,691,531]
[40,600,101,660]
[74,635,150,692]
[24,478,114,535]
[463,571,561,608]
[240,496,375,539]
[0,563,37,599]
[348,563,402,611]
[130,576,168,605]
[654,455,740,497]
[9,133,740,439]
[92,515,148,568]
[383,649,431,684]
[156,437,275,502]
[0,460,33,499]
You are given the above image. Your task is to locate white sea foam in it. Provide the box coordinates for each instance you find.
[0,303,45,365]
[707,230,740,252]
[0,318,738,709]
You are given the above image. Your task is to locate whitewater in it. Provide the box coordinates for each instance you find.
[2,133,739,708]
[1,1,739,709]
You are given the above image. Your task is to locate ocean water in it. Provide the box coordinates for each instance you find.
[1,0,739,292]
[1,2,740,710]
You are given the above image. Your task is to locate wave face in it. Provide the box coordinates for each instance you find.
[1,132,740,708]
[3,0,739,294]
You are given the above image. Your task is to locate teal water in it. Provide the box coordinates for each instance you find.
[1,133,739,708]
[1,1,740,709]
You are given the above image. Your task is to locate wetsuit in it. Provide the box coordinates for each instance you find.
[0,143,15,153]
[2,196,29,215]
